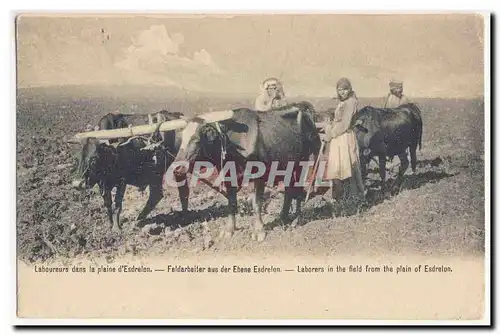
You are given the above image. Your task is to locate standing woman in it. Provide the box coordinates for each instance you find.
[323,77,365,202]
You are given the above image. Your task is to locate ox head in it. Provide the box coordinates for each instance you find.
[172,110,235,177]
[146,110,184,144]
[350,109,380,160]
[71,137,113,190]
[352,118,369,134]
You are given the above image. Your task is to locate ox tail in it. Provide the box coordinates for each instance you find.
[407,103,423,151]
[418,120,423,151]
[416,107,423,151]
[297,109,302,134]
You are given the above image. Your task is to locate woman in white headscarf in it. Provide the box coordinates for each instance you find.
[255,77,288,111]
[323,77,365,202]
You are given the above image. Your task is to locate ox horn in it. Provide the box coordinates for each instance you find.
[65,136,108,144]
[156,112,166,123]
[157,119,188,131]
[65,137,80,144]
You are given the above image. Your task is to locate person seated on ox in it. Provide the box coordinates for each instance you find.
[255,77,288,111]
[383,80,410,108]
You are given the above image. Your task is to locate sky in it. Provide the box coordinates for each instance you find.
[16,13,485,98]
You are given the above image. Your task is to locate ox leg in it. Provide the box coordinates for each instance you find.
[290,171,305,228]
[251,179,266,242]
[100,186,114,229]
[175,174,190,213]
[331,179,343,217]
[113,183,126,231]
[410,145,418,174]
[394,152,410,192]
[398,152,410,178]
[378,155,388,195]
[332,179,343,202]
[291,196,303,228]
[221,186,238,239]
[352,163,366,202]
[280,189,293,224]
[136,184,163,222]
[360,156,368,181]
[295,196,302,218]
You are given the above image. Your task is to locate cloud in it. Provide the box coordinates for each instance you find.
[114,25,223,88]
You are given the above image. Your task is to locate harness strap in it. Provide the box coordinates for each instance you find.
[214,121,227,161]
[213,121,227,193]
[177,121,232,198]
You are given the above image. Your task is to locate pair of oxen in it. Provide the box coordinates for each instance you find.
[70,102,423,241]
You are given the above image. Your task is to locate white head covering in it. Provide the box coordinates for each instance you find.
[260,77,284,95]
[389,80,404,89]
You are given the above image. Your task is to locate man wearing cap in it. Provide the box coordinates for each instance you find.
[255,77,289,111]
[383,80,410,108]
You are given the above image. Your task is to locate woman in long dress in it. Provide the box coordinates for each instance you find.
[323,77,365,202]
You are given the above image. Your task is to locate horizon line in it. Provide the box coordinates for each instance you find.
[16,84,485,100]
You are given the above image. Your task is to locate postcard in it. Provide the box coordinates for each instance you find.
[15,12,490,325]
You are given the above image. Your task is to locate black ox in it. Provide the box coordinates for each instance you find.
[351,103,424,192]
[71,110,188,231]
[172,102,322,241]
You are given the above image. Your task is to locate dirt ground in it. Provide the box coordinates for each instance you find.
[16,88,485,264]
